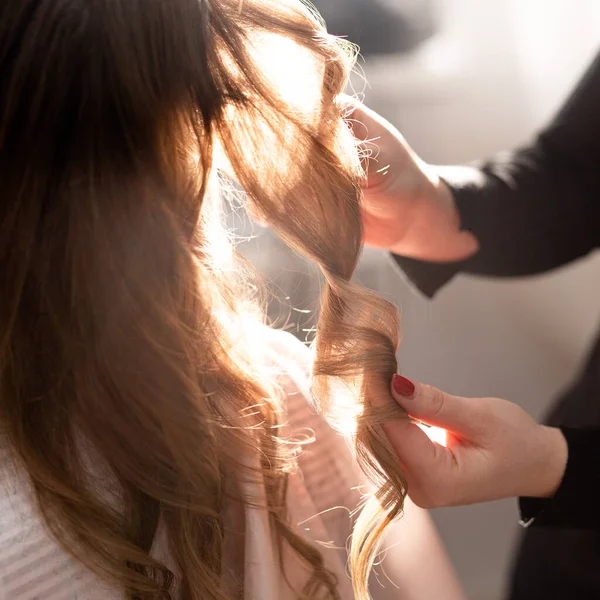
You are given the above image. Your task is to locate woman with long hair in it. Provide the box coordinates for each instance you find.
[0,1,464,598]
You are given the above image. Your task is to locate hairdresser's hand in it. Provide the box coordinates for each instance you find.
[382,375,568,508]
[342,97,479,262]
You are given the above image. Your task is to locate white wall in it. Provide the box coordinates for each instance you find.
[357,2,600,598]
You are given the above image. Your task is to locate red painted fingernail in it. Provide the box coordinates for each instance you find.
[392,374,415,397]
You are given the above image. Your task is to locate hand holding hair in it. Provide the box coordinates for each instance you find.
[340,95,479,262]
[382,376,568,508]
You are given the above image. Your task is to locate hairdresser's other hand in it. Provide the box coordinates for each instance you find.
[341,96,479,262]
[382,376,568,508]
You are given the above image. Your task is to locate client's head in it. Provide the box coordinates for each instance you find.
[0,1,405,598]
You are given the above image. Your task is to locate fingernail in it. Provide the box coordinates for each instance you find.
[392,374,415,398]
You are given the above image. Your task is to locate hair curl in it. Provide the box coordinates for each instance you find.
[0,0,407,598]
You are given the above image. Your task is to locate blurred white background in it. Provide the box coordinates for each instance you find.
[238,1,600,598]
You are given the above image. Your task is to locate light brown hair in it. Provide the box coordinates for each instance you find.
[0,0,407,598]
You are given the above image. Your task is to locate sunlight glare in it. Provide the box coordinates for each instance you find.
[418,423,448,447]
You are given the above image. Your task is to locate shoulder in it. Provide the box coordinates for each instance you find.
[0,443,122,600]
[261,327,314,381]
[259,328,325,433]
[261,327,364,500]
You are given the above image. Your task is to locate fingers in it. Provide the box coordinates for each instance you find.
[383,377,507,508]
[379,407,462,510]
[337,93,403,145]
[367,375,452,479]
[382,378,478,507]
[381,416,444,474]
[391,376,485,439]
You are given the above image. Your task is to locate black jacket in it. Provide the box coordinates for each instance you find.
[393,51,600,530]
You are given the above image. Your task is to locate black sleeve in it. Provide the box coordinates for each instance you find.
[518,427,600,529]
[393,50,600,298]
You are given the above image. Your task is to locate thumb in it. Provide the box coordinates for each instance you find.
[391,375,484,440]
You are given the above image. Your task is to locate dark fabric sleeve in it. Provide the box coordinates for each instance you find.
[518,427,600,529]
[393,50,600,298]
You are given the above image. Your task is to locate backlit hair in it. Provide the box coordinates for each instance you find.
[0,1,407,598]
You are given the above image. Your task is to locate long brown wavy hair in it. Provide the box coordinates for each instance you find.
[0,0,407,598]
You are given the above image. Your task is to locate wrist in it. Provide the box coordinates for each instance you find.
[433,176,461,227]
[527,426,568,499]
[421,163,465,236]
